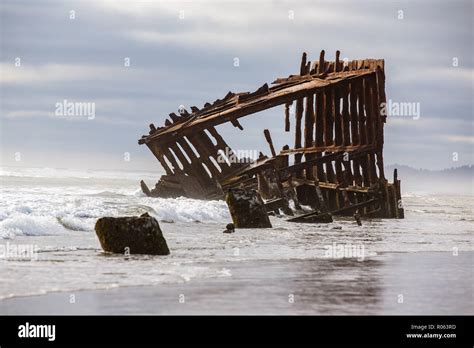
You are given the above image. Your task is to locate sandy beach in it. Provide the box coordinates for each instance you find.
[1,251,471,315]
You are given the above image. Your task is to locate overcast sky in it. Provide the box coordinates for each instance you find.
[0,0,472,171]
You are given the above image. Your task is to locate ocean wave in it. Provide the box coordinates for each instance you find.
[0,214,96,238]
[143,197,231,223]
[56,216,94,231]
[0,215,67,237]
[0,196,231,238]
[85,191,129,198]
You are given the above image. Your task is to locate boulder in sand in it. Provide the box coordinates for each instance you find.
[95,213,170,255]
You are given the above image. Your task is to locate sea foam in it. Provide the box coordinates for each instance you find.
[0,195,231,238]
[0,215,66,237]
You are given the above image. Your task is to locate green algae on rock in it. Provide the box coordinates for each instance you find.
[95,213,170,255]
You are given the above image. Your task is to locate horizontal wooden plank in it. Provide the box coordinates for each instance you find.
[279,144,376,155]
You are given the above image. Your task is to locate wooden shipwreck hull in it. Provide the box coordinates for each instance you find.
[139,50,404,219]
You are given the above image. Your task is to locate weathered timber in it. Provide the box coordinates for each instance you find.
[287,211,333,223]
[140,69,377,146]
[141,174,218,199]
[138,49,402,219]
[226,189,272,228]
[284,102,291,131]
[264,197,293,216]
[263,129,277,157]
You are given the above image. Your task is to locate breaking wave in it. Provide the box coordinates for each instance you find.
[0,192,230,239]
[0,215,66,238]
[142,197,230,223]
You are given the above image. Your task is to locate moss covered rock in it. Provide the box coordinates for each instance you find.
[95,213,170,255]
[225,188,272,228]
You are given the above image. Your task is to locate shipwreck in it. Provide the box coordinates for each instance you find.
[139,50,404,220]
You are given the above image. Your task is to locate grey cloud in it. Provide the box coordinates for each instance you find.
[0,0,472,170]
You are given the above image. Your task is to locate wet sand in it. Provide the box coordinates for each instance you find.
[0,251,472,315]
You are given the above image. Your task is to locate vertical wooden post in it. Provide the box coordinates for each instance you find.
[358,79,368,145]
[365,75,378,184]
[304,93,315,149]
[341,82,351,146]
[364,75,375,146]
[294,52,309,177]
[318,50,325,74]
[350,81,360,146]
[304,92,315,180]
[334,89,342,146]
[374,67,386,180]
[294,97,304,174]
[325,86,336,210]
[263,129,277,157]
[284,102,291,132]
[314,91,326,182]
[324,88,334,147]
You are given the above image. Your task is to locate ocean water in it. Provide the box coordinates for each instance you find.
[0,166,472,312]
